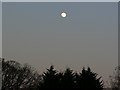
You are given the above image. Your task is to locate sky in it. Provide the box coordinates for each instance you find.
[2,2,118,86]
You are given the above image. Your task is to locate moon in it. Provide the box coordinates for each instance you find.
[61,12,67,18]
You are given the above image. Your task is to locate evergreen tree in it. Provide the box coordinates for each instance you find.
[76,67,104,90]
[2,58,105,90]
[40,65,60,89]
[60,68,75,89]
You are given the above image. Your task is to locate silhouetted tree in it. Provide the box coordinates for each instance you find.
[2,59,40,90]
[109,66,120,90]
[60,68,75,89]
[76,67,104,90]
[39,65,60,89]
[1,58,105,90]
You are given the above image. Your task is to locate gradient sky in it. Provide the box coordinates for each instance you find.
[2,2,118,85]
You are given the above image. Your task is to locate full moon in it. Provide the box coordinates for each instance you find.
[61,12,67,17]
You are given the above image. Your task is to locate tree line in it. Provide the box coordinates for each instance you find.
[1,58,120,90]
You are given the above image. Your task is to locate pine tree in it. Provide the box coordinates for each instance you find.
[60,68,75,89]
[76,67,104,90]
[40,65,60,89]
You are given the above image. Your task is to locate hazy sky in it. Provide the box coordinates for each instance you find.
[2,2,118,84]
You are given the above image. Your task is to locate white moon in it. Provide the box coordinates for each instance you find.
[61,12,67,17]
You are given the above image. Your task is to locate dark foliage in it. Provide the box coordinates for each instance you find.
[59,68,76,89]
[2,58,40,90]
[39,65,60,89]
[38,66,104,90]
[76,67,104,90]
[2,59,104,90]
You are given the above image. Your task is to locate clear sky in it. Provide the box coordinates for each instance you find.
[2,2,118,86]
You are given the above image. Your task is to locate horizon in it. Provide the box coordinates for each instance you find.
[2,2,118,87]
